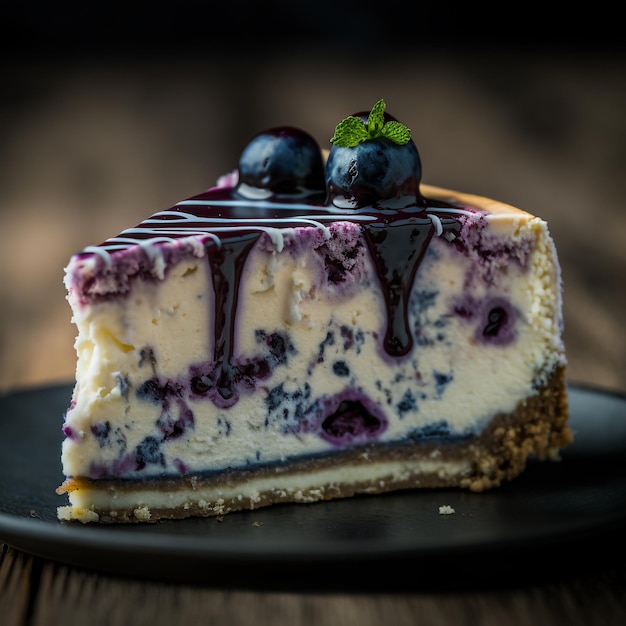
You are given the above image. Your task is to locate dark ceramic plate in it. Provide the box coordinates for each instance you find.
[0,382,625,590]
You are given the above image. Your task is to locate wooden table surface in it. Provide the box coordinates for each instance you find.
[1,36,625,626]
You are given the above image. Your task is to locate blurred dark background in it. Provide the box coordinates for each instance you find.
[1,2,624,393]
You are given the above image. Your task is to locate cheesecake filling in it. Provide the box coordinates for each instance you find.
[61,187,566,491]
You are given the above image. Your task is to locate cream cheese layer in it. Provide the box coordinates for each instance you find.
[61,185,565,481]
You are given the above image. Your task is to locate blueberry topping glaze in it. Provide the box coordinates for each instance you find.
[362,218,435,356]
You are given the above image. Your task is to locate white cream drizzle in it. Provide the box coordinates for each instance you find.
[73,198,476,270]
[428,213,443,236]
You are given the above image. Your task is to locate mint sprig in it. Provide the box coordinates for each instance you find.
[330,99,411,148]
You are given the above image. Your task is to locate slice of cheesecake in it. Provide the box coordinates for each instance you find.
[57,101,571,523]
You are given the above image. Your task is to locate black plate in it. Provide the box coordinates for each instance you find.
[1,382,625,590]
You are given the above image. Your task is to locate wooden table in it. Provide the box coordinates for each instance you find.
[2,542,626,625]
[1,45,625,625]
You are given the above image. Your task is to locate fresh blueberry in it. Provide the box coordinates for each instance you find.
[326,105,423,208]
[236,126,326,199]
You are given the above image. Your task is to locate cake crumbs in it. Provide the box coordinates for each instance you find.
[438,505,455,515]
[133,505,151,522]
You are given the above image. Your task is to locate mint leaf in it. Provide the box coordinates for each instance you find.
[330,116,368,147]
[367,99,386,138]
[381,120,411,145]
[330,99,412,147]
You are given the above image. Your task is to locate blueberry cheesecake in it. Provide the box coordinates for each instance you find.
[57,100,571,523]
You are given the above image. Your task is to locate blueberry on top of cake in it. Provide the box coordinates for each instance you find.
[57,100,571,523]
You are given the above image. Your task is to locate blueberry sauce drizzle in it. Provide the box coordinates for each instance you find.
[72,114,479,412]
[76,187,466,406]
[362,217,438,356]
[207,232,260,405]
